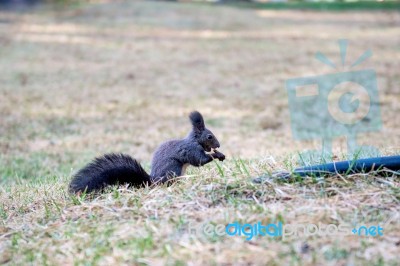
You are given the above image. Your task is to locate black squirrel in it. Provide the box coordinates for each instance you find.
[69,111,226,194]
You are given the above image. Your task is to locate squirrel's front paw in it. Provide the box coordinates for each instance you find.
[212,150,225,161]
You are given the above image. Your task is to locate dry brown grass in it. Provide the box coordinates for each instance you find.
[0,1,399,265]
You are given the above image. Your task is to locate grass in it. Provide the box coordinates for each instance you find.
[0,0,399,265]
[1,159,399,265]
[229,1,400,11]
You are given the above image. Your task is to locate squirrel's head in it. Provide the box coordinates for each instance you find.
[189,111,220,152]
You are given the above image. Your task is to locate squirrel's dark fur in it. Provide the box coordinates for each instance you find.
[69,111,225,194]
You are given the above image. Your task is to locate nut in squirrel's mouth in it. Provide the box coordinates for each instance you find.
[205,150,212,154]
[205,148,219,154]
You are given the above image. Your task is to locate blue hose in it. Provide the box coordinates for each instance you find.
[293,155,400,177]
[254,155,400,181]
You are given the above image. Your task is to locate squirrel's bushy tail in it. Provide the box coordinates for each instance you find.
[69,153,152,194]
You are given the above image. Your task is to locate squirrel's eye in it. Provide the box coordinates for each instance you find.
[207,134,213,140]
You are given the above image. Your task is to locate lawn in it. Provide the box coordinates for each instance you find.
[0,1,399,265]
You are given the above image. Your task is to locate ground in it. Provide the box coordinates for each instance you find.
[0,1,399,265]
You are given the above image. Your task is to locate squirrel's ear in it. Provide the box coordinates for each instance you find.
[189,111,205,132]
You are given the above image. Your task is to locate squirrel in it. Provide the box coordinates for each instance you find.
[69,111,226,194]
